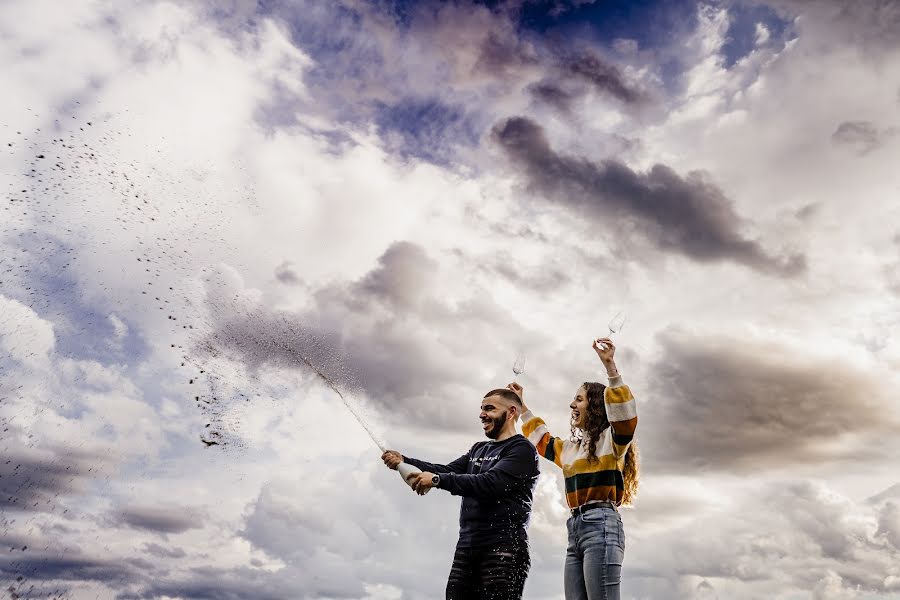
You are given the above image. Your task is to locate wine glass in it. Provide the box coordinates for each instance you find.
[608,311,627,336]
[600,312,627,349]
[512,354,525,381]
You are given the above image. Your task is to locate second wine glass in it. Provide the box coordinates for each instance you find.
[512,354,525,381]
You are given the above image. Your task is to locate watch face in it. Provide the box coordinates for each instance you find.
[431,475,440,485]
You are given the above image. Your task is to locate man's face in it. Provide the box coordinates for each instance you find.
[480,395,512,439]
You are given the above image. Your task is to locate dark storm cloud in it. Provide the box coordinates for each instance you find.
[561,50,644,104]
[445,5,646,109]
[193,245,442,398]
[527,50,647,113]
[114,505,202,534]
[4,549,345,600]
[528,81,577,112]
[473,29,539,76]
[491,116,805,274]
[0,554,135,587]
[353,241,437,310]
[0,447,107,513]
[196,242,538,428]
[639,330,890,472]
[142,542,187,559]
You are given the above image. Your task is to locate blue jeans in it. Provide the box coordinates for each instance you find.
[564,503,625,600]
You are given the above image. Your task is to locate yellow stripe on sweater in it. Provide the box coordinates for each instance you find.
[521,415,544,438]
[563,455,620,476]
[605,384,634,405]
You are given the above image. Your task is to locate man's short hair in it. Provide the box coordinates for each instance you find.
[483,388,522,406]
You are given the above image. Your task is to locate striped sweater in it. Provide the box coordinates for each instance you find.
[521,375,637,508]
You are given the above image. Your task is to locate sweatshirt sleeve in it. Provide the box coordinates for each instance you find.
[403,449,470,475]
[521,410,566,469]
[439,442,537,500]
[604,375,637,458]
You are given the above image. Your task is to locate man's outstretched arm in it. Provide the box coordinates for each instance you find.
[381,449,470,475]
[410,443,536,498]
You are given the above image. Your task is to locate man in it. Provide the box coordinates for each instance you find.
[381,387,539,600]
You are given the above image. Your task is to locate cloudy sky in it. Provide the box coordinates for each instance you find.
[2,0,900,598]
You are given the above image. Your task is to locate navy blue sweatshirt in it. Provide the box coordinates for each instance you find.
[404,434,539,548]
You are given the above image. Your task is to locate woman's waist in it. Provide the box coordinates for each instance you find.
[565,484,621,510]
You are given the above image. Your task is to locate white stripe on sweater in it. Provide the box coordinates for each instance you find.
[605,398,636,422]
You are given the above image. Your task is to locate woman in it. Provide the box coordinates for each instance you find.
[509,337,638,600]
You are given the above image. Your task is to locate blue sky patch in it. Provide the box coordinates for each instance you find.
[720,2,793,67]
[374,98,479,165]
[502,0,698,50]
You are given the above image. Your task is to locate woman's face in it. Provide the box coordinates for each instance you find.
[570,385,589,429]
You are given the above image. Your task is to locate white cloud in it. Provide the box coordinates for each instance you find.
[108,313,128,340]
[0,294,55,366]
[755,22,772,46]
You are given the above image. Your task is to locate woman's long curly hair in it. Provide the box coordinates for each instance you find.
[570,381,639,506]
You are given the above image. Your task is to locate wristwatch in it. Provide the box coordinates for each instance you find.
[431,474,441,487]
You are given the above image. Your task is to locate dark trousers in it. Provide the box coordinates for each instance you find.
[446,541,530,600]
